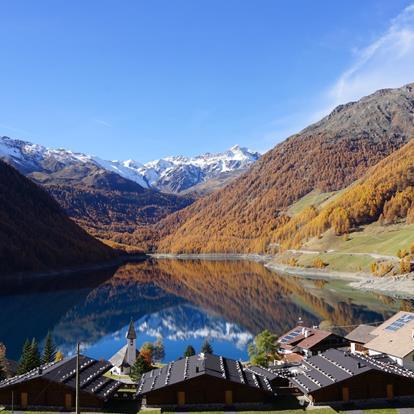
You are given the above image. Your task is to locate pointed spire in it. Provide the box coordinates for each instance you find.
[126,319,137,340]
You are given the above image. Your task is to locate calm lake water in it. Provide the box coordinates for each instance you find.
[0,259,411,362]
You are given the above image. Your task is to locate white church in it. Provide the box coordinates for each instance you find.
[109,319,139,375]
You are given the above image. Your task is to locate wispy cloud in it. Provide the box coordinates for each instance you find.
[0,122,33,136]
[325,3,414,112]
[93,118,112,128]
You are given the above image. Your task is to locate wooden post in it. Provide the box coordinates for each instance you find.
[76,342,80,414]
[11,390,13,414]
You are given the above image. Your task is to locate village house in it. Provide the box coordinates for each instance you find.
[278,325,349,360]
[345,324,376,354]
[109,319,139,375]
[349,312,414,370]
[136,353,286,409]
[289,348,414,405]
[0,354,122,410]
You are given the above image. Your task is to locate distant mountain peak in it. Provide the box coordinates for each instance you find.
[0,136,260,194]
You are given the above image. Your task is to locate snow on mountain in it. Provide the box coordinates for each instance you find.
[0,136,260,193]
[136,304,253,350]
[135,144,261,192]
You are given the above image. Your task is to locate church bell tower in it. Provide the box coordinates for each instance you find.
[126,319,137,366]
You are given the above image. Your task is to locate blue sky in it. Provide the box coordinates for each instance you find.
[0,0,414,162]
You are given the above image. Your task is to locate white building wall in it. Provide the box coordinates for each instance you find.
[126,338,136,366]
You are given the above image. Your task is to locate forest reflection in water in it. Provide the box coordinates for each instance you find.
[0,258,411,361]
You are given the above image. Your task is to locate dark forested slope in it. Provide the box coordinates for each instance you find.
[0,161,117,274]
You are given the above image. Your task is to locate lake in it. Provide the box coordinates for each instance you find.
[0,258,411,362]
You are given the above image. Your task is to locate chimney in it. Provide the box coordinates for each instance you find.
[304,329,309,338]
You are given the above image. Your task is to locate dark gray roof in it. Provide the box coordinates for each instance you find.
[345,324,376,344]
[290,348,414,394]
[0,355,122,400]
[137,353,276,396]
[126,320,137,340]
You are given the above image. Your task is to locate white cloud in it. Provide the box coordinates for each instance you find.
[93,118,112,128]
[327,3,414,109]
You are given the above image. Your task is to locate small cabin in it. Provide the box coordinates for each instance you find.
[137,353,282,409]
[290,348,414,405]
[0,355,121,410]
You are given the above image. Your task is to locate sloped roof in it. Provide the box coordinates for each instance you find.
[137,353,276,396]
[109,345,139,368]
[345,324,376,344]
[278,326,341,350]
[365,311,414,358]
[126,320,137,340]
[0,355,122,400]
[290,348,414,394]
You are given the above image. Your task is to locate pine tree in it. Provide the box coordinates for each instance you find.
[201,339,213,354]
[184,345,196,357]
[17,339,32,374]
[129,355,151,383]
[42,332,56,364]
[0,343,7,380]
[27,338,41,371]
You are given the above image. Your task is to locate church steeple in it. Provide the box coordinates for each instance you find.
[126,319,137,340]
[125,318,137,368]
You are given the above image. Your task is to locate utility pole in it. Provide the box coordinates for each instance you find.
[76,342,80,414]
[11,390,14,414]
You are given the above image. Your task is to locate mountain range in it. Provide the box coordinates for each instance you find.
[0,137,259,242]
[0,137,260,194]
[2,82,414,269]
[150,83,414,254]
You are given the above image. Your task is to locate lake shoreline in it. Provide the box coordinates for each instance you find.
[0,253,147,281]
[150,253,414,298]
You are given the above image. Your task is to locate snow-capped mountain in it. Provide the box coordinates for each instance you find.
[137,145,260,192]
[0,136,260,193]
[136,305,253,350]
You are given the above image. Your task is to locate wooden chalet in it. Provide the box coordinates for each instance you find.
[137,353,286,408]
[0,355,122,410]
[289,348,414,405]
[278,325,349,358]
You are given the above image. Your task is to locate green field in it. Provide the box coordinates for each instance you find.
[287,190,339,216]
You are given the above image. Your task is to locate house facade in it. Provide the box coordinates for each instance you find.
[0,355,121,410]
[290,348,414,405]
[361,312,414,370]
[278,325,349,359]
[137,353,281,408]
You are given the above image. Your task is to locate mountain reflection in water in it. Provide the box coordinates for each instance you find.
[0,259,411,361]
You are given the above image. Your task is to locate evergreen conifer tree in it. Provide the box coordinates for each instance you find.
[0,343,6,380]
[129,355,150,383]
[201,339,213,354]
[42,332,56,364]
[17,339,32,374]
[27,338,41,371]
[184,345,196,357]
